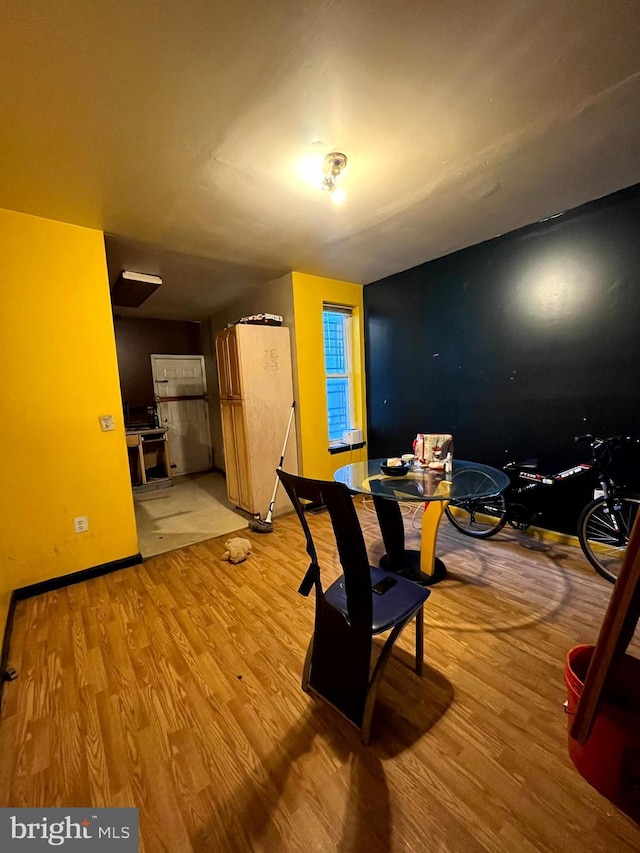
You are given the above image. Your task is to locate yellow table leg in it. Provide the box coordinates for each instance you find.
[420,480,451,577]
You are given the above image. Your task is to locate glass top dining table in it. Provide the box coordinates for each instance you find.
[334,458,510,585]
[334,458,510,502]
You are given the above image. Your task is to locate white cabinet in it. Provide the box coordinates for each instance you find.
[216,324,298,516]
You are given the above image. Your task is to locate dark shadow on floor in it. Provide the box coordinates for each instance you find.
[193,661,454,851]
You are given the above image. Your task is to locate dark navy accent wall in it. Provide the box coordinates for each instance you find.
[364,184,640,533]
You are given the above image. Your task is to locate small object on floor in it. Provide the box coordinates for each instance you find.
[222,537,252,564]
[3,665,18,682]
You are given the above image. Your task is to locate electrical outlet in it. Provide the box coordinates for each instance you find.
[99,415,115,431]
[73,516,89,534]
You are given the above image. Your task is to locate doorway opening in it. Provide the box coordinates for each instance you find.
[111,312,249,559]
[127,353,246,557]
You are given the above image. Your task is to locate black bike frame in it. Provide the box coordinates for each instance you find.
[502,461,600,528]
[512,462,593,492]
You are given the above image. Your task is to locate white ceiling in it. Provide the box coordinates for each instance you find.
[2,1,640,320]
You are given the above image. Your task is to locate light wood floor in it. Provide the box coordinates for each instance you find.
[1,499,639,852]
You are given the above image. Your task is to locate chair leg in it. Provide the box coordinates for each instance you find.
[302,633,314,692]
[415,605,424,676]
[361,614,415,744]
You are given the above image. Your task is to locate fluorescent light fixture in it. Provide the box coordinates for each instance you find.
[111,270,163,307]
[121,271,162,286]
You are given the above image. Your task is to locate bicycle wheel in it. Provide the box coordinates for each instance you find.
[578,496,640,583]
[445,467,508,538]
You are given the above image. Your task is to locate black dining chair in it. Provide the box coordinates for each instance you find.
[277,469,430,744]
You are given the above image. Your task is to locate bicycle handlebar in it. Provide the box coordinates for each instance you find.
[574,434,635,445]
[574,435,639,465]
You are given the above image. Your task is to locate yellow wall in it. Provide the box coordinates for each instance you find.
[292,272,367,480]
[0,208,138,640]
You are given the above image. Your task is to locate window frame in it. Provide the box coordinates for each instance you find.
[323,304,357,448]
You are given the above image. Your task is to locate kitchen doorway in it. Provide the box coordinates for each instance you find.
[110,303,249,561]
[139,353,247,557]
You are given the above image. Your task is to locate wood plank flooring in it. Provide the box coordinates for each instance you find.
[1,498,639,852]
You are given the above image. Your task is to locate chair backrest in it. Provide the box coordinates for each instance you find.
[277,469,373,628]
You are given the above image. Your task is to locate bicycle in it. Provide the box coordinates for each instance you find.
[444,434,640,584]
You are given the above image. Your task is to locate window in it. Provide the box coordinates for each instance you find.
[323,305,355,444]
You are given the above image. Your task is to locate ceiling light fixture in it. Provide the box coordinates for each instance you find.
[322,152,347,203]
[111,270,163,307]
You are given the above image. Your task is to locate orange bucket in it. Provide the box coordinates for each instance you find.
[565,644,640,820]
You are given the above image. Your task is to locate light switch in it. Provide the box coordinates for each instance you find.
[99,415,115,431]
